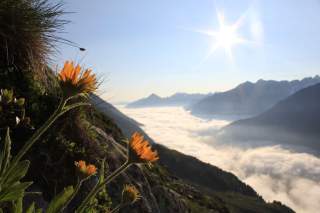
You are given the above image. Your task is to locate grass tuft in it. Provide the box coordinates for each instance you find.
[0,0,70,71]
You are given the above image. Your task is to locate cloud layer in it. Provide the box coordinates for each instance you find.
[119,106,320,213]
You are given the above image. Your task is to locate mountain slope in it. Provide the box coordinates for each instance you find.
[1,72,229,213]
[219,83,320,152]
[3,69,294,213]
[91,95,294,212]
[127,93,208,108]
[190,76,320,118]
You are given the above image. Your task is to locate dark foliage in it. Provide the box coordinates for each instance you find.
[0,0,69,70]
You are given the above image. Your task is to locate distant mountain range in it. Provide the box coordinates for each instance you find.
[190,76,320,119]
[127,93,208,108]
[218,82,320,153]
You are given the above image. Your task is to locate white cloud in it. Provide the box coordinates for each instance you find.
[119,106,320,213]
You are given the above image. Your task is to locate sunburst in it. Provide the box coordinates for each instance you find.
[195,11,249,61]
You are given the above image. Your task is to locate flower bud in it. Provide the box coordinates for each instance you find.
[121,184,140,205]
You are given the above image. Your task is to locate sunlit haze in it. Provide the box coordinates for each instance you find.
[55,0,320,102]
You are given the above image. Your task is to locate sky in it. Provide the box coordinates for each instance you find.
[54,0,320,103]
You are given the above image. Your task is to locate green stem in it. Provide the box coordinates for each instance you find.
[2,97,90,184]
[99,161,131,191]
[16,99,65,161]
[76,161,131,213]
[61,178,83,212]
[109,204,122,213]
[1,98,66,183]
[58,102,91,117]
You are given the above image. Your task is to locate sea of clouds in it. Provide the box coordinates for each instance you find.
[118,106,320,213]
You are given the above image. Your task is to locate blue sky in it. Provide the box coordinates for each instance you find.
[55,0,320,102]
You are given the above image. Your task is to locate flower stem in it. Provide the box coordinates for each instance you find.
[76,161,131,213]
[61,178,84,212]
[109,204,122,213]
[1,98,66,183]
[16,99,65,161]
[2,95,90,184]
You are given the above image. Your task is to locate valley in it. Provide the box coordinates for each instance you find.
[118,105,320,213]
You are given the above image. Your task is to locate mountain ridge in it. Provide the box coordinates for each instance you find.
[218,82,320,153]
[190,76,320,119]
[127,92,209,108]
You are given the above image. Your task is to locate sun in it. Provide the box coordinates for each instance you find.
[215,15,243,50]
[195,12,248,61]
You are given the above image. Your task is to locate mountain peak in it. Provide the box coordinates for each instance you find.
[127,92,207,108]
[148,93,160,99]
[257,79,266,83]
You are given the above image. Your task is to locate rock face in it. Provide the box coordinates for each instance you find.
[218,83,320,153]
[190,76,320,118]
[127,93,208,108]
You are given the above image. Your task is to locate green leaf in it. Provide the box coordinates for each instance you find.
[2,89,13,104]
[99,159,105,184]
[13,197,23,213]
[16,98,25,106]
[35,209,43,213]
[3,160,30,186]
[0,182,32,202]
[46,186,74,213]
[0,128,12,176]
[25,202,35,213]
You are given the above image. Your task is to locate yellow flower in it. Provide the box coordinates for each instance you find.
[75,160,97,178]
[58,61,97,96]
[128,132,159,163]
[121,184,140,205]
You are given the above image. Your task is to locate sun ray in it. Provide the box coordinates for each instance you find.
[190,10,251,62]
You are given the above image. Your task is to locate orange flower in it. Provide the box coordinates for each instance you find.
[58,61,97,96]
[86,164,97,176]
[75,160,97,178]
[128,132,159,163]
[75,160,86,171]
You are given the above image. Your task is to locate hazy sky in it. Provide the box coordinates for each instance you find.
[55,0,320,102]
